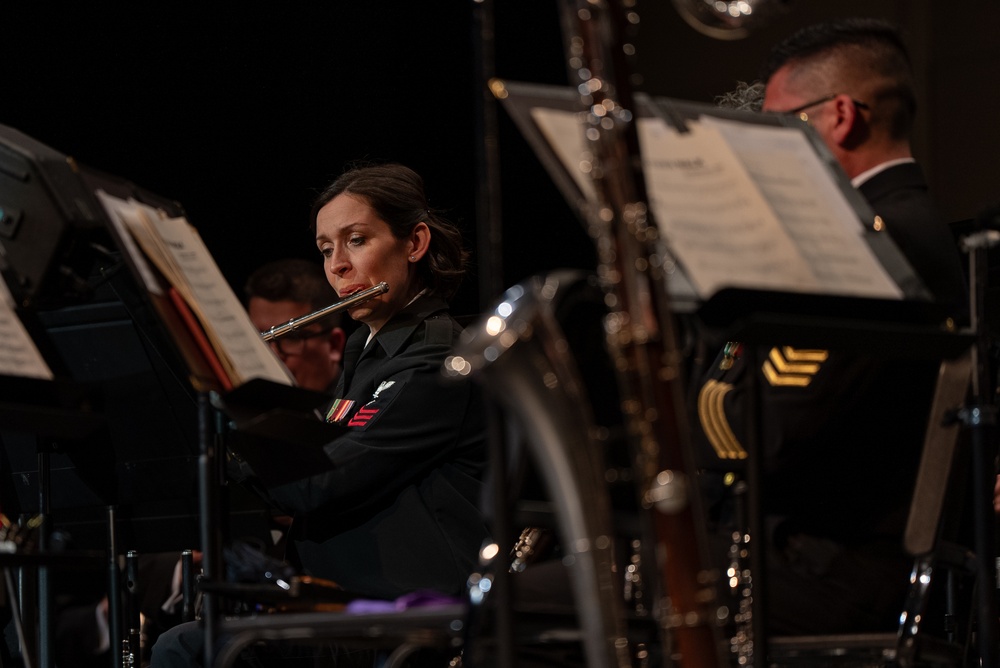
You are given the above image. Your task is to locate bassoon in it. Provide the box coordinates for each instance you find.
[555,1,723,664]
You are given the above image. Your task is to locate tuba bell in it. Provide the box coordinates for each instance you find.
[672,0,788,40]
[446,271,633,668]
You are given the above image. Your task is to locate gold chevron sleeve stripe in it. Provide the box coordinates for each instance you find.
[781,347,829,363]
[767,347,823,375]
[762,359,813,386]
[697,379,747,460]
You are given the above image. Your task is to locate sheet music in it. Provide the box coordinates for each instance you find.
[637,118,821,297]
[96,191,292,387]
[700,116,902,298]
[527,104,903,300]
[530,107,598,202]
[141,213,293,387]
[96,190,165,296]
[0,275,53,379]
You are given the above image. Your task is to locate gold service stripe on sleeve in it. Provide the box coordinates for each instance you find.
[697,379,747,460]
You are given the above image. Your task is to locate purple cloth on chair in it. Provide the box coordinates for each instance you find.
[345,590,461,614]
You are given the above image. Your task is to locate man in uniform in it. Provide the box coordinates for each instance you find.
[695,18,967,634]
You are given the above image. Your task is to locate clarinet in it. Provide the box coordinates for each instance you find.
[556,1,723,664]
[122,638,134,668]
[123,550,141,668]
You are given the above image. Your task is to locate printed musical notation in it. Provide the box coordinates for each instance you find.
[97,191,293,390]
[0,275,53,380]
[530,106,902,301]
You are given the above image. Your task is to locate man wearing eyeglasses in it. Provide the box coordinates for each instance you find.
[246,258,347,393]
[761,18,967,312]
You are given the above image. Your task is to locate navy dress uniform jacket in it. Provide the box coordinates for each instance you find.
[859,161,967,317]
[267,293,490,600]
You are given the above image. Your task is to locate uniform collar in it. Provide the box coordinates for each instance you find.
[855,160,926,204]
[365,292,450,358]
[850,157,916,188]
[336,293,449,394]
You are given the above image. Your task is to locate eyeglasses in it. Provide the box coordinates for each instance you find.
[270,329,328,356]
[780,94,870,121]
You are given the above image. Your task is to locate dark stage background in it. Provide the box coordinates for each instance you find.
[3,2,998,318]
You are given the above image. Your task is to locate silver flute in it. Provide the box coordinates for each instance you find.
[260,281,388,341]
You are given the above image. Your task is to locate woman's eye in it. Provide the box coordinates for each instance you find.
[319,246,333,258]
[349,236,365,246]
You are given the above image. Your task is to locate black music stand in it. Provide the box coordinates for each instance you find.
[495,81,934,310]
[0,124,276,668]
[0,123,364,668]
[0,274,278,668]
[0,375,106,668]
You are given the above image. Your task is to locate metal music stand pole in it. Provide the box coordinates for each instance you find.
[487,398,513,668]
[472,0,505,306]
[182,549,196,623]
[198,390,223,667]
[959,228,999,665]
[126,550,142,665]
[36,446,52,668]
[106,507,123,666]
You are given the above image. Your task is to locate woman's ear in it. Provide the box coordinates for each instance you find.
[408,221,431,261]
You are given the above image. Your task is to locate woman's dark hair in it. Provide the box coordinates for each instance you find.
[311,163,468,299]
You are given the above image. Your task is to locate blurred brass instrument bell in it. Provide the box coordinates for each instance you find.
[672,0,788,40]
